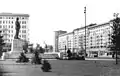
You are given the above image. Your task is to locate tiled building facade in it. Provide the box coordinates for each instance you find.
[56,22,113,57]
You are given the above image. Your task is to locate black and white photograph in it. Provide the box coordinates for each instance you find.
[0,0,120,76]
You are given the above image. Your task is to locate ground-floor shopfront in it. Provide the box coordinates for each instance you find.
[58,47,113,58]
[86,48,113,57]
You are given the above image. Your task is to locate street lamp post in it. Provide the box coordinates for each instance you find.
[113,13,119,64]
[84,7,86,57]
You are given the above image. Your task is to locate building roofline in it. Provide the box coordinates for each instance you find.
[88,22,110,29]
[59,32,73,37]
[73,23,97,31]
[54,30,67,32]
[73,22,110,31]
[0,12,29,17]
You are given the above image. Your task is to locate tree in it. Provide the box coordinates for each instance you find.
[35,44,45,53]
[39,46,45,53]
[110,17,120,64]
[49,45,53,52]
[67,49,72,59]
[0,31,5,57]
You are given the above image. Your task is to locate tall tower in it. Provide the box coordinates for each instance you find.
[54,30,67,52]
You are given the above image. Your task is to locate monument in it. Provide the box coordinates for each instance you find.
[14,17,21,39]
[6,17,26,59]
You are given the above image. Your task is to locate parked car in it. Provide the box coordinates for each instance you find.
[70,53,85,60]
[61,54,68,60]
[59,53,85,60]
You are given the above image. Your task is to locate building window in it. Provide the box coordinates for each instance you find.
[22,30,26,33]
[0,21,1,24]
[11,25,13,28]
[22,25,26,28]
[11,21,13,24]
[24,21,26,24]
[0,25,1,28]
[9,25,10,28]
[3,21,5,24]
[22,35,26,38]
[3,26,5,28]
[22,21,26,24]
[9,21,10,24]
[11,30,13,33]
[22,17,24,19]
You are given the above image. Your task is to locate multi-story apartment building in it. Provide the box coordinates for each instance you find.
[86,23,112,57]
[58,32,73,52]
[56,21,113,57]
[54,30,67,52]
[73,26,90,53]
[0,13,29,51]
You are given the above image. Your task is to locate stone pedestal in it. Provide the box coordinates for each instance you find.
[7,39,26,59]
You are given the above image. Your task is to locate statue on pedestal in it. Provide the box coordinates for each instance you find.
[14,17,20,39]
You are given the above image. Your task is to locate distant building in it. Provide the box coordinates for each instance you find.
[0,13,30,51]
[55,22,113,57]
[58,32,73,52]
[54,30,67,52]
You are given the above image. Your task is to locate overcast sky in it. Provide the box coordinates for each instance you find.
[0,0,120,46]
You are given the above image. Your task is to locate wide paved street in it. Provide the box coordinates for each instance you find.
[0,59,120,76]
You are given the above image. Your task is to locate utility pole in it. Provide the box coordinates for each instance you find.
[84,7,86,57]
[65,45,67,59]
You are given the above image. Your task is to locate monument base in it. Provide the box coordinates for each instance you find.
[0,52,6,60]
[5,39,26,59]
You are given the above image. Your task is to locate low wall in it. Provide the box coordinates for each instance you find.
[25,53,59,59]
[4,52,60,60]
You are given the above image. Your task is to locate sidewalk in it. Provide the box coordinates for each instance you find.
[85,58,115,61]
